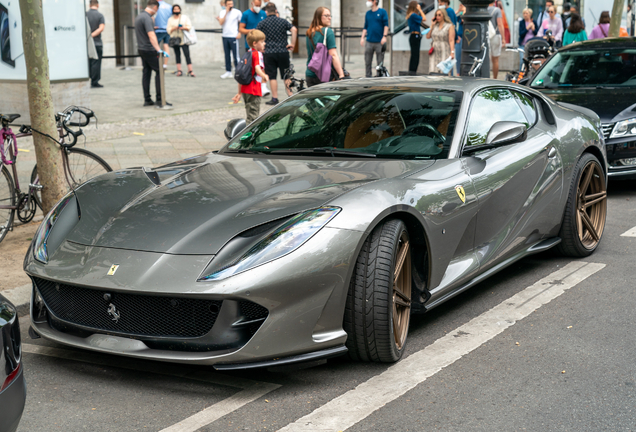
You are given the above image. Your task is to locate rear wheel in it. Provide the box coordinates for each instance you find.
[344,219,412,363]
[556,153,607,257]
[31,148,112,209]
[0,166,16,244]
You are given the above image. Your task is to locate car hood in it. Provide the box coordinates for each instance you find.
[67,153,433,255]
[538,87,636,123]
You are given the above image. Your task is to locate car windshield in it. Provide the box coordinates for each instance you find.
[531,48,636,88]
[222,88,463,159]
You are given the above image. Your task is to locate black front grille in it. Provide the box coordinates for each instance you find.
[601,123,615,140]
[34,277,222,338]
[240,301,269,321]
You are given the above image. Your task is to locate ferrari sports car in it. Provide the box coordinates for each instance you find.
[25,77,608,369]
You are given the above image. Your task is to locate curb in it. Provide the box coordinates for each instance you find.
[2,283,31,317]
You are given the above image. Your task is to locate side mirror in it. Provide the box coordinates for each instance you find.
[485,121,527,146]
[224,118,247,141]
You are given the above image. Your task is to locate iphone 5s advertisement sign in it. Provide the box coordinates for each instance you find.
[0,0,88,81]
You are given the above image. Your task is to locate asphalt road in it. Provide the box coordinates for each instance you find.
[16,179,636,432]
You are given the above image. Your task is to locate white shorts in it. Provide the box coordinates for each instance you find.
[489,34,502,57]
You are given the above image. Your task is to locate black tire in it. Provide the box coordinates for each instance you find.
[556,153,607,257]
[344,219,412,363]
[31,148,112,209]
[0,166,16,244]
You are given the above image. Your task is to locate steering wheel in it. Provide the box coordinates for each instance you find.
[399,123,446,145]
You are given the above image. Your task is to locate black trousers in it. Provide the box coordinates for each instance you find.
[305,75,322,87]
[409,33,422,73]
[90,45,103,85]
[173,44,192,65]
[139,50,161,102]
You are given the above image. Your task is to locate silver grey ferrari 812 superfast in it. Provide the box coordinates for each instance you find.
[25,77,608,369]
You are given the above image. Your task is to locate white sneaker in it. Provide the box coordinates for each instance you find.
[220,71,233,79]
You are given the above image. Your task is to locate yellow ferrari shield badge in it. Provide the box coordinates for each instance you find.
[455,185,466,203]
[107,264,120,276]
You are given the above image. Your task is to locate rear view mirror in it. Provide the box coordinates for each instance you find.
[224,119,247,141]
[485,121,527,146]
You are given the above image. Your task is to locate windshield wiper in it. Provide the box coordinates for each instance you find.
[224,149,269,155]
[269,147,377,157]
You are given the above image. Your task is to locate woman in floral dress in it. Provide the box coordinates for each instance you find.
[427,8,455,75]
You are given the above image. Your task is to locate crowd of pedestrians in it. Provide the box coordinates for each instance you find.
[87,0,631,119]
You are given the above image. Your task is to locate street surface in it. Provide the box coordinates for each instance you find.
[2,57,635,431]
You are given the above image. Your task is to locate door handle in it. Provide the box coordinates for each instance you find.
[547,147,557,159]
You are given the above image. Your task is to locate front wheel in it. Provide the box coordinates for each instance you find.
[556,153,607,257]
[344,219,412,363]
[0,166,16,244]
[31,148,112,209]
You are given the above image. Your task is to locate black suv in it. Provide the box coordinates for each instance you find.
[529,37,636,179]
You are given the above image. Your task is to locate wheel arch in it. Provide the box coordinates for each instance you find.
[581,145,607,179]
[312,205,433,343]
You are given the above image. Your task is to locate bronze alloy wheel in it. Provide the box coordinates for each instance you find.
[576,159,607,250]
[344,219,413,362]
[392,232,411,350]
[557,153,607,257]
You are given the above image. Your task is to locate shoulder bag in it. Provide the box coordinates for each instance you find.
[169,17,182,47]
[307,27,333,83]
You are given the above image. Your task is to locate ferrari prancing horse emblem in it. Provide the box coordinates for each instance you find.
[107,264,119,276]
[455,185,466,203]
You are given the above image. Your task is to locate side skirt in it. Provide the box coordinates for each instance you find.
[424,237,562,311]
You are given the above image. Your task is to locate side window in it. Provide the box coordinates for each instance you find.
[512,91,537,126]
[465,89,529,147]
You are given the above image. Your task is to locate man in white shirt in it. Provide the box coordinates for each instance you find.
[217,0,242,78]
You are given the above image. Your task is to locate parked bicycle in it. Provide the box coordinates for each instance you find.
[468,43,488,77]
[376,62,390,77]
[0,106,112,243]
[283,64,306,94]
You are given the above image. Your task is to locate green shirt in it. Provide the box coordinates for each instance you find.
[563,30,588,46]
[305,27,337,78]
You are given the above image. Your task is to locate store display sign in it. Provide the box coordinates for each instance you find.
[0,0,88,81]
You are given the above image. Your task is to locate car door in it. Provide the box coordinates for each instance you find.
[461,88,564,271]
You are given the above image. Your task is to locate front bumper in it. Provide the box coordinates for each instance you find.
[606,138,636,179]
[26,227,363,366]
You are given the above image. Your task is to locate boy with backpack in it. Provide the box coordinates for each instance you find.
[232,29,269,123]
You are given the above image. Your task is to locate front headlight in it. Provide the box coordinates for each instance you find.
[610,118,636,139]
[33,192,76,263]
[199,207,341,281]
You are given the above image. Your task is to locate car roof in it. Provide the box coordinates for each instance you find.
[560,37,636,51]
[303,76,507,93]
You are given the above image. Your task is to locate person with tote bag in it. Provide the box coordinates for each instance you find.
[167,4,196,76]
[305,7,344,87]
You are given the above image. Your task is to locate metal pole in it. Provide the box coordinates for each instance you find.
[347,27,351,63]
[460,0,492,77]
[122,25,133,70]
[158,52,167,107]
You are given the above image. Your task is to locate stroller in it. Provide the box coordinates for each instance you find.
[506,37,554,85]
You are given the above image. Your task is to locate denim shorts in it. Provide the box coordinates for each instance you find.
[156,32,170,45]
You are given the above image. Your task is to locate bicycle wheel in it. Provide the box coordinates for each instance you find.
[64,147,112,189]
[30,148,112,209]
[0,166,16,244]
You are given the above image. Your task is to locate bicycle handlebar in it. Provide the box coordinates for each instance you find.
[67,107,94,127]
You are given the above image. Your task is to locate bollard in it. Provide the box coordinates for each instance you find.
[156,52,173,110]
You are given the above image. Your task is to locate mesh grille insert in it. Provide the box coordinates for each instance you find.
[34,277,222,338]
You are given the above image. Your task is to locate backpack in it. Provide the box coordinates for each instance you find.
[235,50,254,85]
